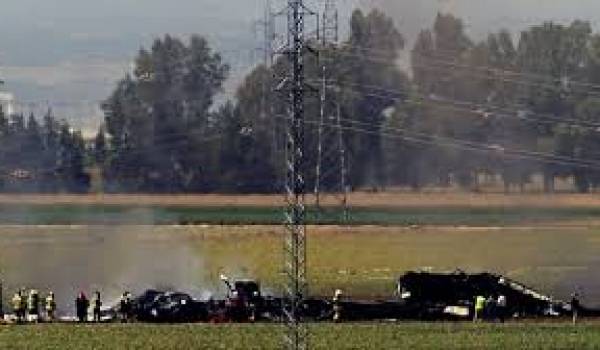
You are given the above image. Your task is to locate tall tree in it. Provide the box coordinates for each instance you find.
[339,9,409,189]
[102,35,229,192]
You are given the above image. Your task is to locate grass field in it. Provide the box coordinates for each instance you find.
[2,192,600,348]
[3,203,600,225]
[2,192,600,225]
[4,192,600,207]
[1,323,600,349]
[2,224,600,307]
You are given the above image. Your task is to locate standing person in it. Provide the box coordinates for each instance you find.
[571,293,580,325]
[125,292,133,321]
[497,294,507,323]
[92,291,102,322]
[332,289,343,323]
[474,295,485,322]
[485,296,497,322]
[119,292,127,322]
[248,291,259,323]
[19,289,27,322]
[119,292,132,323]
[75,292,89,323]
[45,292,56,322]
[12,291,22,323]
[27,289,40,322]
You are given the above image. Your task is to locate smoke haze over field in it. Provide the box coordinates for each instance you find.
[2,0,600,134]
[0,224,209,314]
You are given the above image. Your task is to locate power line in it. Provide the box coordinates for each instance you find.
[326,45,600,99]
[273,113,600,171]
[314,77,600,132]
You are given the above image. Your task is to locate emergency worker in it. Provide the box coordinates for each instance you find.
[485,295,496,321]
[92,291,102,322]
[333,289,343,323]
[45,292,56,321]
[496,294,507,323]
[11,292,22,323]
[75,292,89,322]
[19,289,27,322]
[27,289,40,322]
[571,293,580,325]
[474,295,485,322]
[119,292,132,322]
[248,291,259,323]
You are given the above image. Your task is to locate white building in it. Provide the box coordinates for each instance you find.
[0,91,15,116]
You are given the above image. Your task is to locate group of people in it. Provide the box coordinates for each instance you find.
[118,292,133,322]
[74,291,103,322]
[10,289,55,323]
[9,289,135,323]
[10,289,105,323]
[474,294,508,322]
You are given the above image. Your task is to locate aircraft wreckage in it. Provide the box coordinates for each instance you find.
[4,270,598,323]
[98,271,600,323]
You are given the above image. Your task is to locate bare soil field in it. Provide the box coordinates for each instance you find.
[2,192,600,208]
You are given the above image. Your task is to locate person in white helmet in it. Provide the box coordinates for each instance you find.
[333,289,343,323]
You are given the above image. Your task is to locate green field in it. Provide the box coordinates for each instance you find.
[2,204,600,225]
[2,224,600,307]
[1,323,599,349]
[2,195,600,349]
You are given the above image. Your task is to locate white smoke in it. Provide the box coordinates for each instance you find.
[0,92,15,116]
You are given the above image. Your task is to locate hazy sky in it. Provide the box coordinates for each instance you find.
[1,0,600,133]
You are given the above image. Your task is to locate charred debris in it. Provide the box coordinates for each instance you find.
[4,270,591,324]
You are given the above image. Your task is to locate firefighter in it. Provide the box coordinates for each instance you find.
[571,293,580,325]
[497,294,507,323]
[27,289,40,322]
[19,289,27,322]
[92,291,102,322]
[75,292,89,323]
[474,295,485,322]
[248,291,259,323]
[333,289,343,323]
[45,292,56,322]
[485,295,497,321]
[119,293,127,322]
[119,292,132,322]
[11,291,22,323]
[229,290,243,322]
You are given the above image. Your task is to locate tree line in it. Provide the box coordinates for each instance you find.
[5,9,600,193]
[0,107,88,192]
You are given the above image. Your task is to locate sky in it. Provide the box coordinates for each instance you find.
[1,0,600,135]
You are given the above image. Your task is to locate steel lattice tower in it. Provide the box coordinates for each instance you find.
[321,0,338,45]
[283,1,308,349]
[314,0,348,221]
